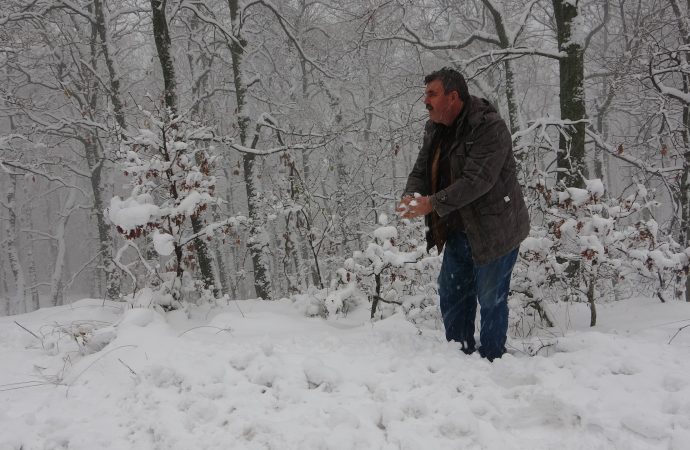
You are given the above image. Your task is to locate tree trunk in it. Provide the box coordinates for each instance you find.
[227,0,272,299]
[668,0,690,302]
[86,139,121,299]
[93,0,126,133]
[83,29,120,299]
[92,0,125,299]
[480,0,521,136]
[553,0,587,188]
[150,0,177,113]
[5,176,26,315]
[587,270,597,327]
[0,254,8,315]
[50,188,77,306]
[371,273,381,319]
[21,181,40,311]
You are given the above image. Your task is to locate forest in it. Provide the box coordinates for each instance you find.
[1,0,689,323]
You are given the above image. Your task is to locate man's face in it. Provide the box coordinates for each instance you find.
[424,79,461,125]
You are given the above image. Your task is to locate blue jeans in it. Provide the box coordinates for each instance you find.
[438,232,518,361]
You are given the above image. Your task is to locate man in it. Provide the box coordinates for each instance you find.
[398,67,529,361]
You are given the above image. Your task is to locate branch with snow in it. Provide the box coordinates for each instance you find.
[243,0,335,79]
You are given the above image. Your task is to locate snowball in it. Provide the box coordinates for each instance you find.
[152,231,175,256]
[378,213,389,225]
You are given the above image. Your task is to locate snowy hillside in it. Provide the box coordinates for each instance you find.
[1,297,690,450]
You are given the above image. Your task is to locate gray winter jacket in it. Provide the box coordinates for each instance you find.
[404,96,530,265]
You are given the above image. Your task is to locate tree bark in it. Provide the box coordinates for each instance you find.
[21,181,40,311]
[587,270,597,327]
[84,16,121,300]
[480,0,521,136]
[93,0,126,133]
[50,188,77,306]
[5,176,26,315]
[668,0,690,301]
[553,0,587,188]
[227,0,273,299]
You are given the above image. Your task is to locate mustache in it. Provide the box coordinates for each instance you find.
[426,105,432,111]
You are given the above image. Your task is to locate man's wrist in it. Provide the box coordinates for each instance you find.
[429,194,438,213]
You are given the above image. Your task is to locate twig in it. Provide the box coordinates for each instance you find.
[177,325,233,337]
[668,324,690,344]
[529,341,556,356]
[66,344,138,396]
[14,321,42,341]
[118,358,137,376]
[373,295,402,305]
[0,381,54,392]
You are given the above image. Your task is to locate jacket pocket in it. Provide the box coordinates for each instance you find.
[478,193,511,215]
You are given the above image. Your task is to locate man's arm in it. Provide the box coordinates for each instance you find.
[402,121,434,197]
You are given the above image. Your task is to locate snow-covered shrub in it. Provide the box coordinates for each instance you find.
[514,174,689,328]
[106,109,244,307]
[339,214,440,322]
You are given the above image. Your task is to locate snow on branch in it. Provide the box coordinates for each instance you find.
[510,0,540,46]
[649,48,690,105]
[650,82,690,105]
[585,129,684,176]
[180,215,249,247]
[243,0,335,79]
[583,2,610,51]
[460,47,565,67]
[230,143,297,156]
[178,2,244,48]
[0,160,89,196]
[386,22,501,49]
[513,117,588,141]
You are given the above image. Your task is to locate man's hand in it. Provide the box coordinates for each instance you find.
[396,195,433,219]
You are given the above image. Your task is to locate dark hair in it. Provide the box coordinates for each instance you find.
[424,67,469,103]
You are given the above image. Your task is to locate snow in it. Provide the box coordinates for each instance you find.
[373,225,397,242]
[2,297,690,449]
[558,187,589,206]
[175,190,212,216]
[133,129,159,147]
[585,178,605,199]
[152,231,175,256]
[106,194,160,231]
[567,11,587,47]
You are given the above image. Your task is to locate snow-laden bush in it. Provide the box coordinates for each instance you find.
[514,174,689,329]
[319,214,441,325]
[106,109,245,308]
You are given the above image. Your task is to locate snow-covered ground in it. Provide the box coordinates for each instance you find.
[1,295,690,450]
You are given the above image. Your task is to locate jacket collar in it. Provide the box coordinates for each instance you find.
[428,95,475,139]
